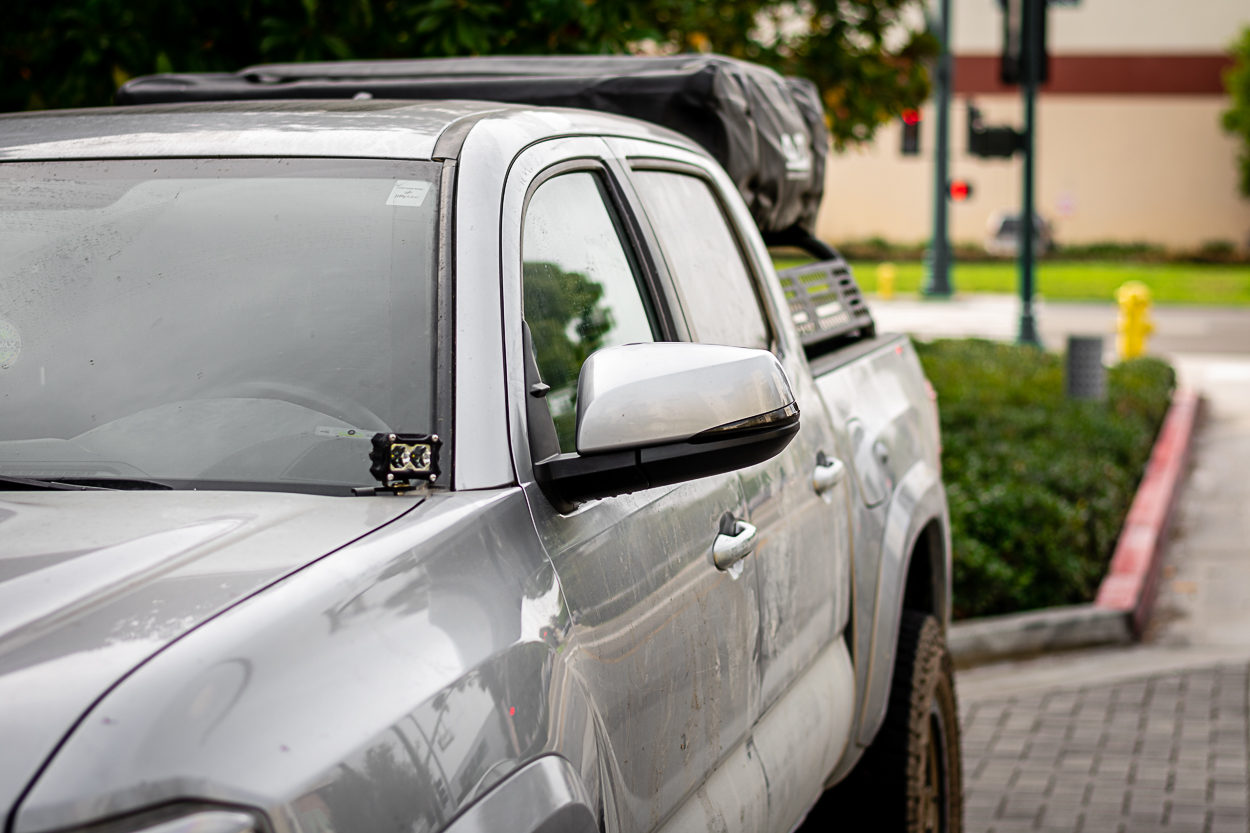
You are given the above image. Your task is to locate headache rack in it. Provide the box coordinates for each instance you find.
[776,255,875,358]
[765,229,875,358]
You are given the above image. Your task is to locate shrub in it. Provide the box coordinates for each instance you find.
[913,339,1175,619]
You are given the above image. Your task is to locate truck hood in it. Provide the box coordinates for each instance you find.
[0,490,419,818]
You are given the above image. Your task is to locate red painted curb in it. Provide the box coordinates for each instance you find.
[1094,388,1201,638]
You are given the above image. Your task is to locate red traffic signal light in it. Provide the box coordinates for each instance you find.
[948,179,974,202]
[901,109,922,155]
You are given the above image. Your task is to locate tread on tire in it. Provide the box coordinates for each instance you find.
[802,611,963,833]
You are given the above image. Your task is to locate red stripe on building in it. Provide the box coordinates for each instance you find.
[955,54,1233,95]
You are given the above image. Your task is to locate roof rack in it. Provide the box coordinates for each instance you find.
[117,54,829,236]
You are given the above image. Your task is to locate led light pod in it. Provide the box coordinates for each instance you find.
[369,432,441,488]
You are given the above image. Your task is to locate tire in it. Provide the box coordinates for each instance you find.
[815,611,963,832]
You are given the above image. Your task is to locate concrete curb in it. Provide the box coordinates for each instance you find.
[948,604,1131,669]
[1093,388,1201,637]
[949,388,1201,667]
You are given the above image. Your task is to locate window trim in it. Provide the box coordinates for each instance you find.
[518,158,676,461]
[626,158,784,356]
[520,159,681,342]
[435,158,457,490]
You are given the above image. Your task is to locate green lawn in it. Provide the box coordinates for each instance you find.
[773,259,1250,305]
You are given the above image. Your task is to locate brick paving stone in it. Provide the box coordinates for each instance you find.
[960,663,1250,833]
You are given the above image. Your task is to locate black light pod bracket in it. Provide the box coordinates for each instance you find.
[369,432,441,490]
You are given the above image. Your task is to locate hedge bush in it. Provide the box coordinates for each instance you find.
[913,339,1175,619]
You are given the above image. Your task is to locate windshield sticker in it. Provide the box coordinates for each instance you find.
[0,320,20,370]
[316,426,371,439]
[386,180,432,207]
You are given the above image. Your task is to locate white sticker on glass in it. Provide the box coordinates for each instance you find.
[316,426,370,439]
[386,180,432,207]
[0,320,20,370]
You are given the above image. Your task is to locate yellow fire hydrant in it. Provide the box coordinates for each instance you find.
[876,262,896,300]
[1116,281,1153,359]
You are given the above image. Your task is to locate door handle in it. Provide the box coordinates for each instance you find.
[712,517,758,575]
[813,451,846,496]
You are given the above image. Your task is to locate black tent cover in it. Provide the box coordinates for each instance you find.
[116,55,830,236]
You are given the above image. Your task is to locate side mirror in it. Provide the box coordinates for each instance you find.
[533,343,799,509]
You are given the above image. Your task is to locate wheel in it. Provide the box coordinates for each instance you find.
[818,611,963,832]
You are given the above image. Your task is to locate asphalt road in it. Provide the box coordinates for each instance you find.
[870,294,1250,356]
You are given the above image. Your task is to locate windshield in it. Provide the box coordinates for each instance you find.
[0,158,441,493]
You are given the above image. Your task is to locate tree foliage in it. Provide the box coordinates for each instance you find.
[1224,25,1250,198]
[1,0,936,147]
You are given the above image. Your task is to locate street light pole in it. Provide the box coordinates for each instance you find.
[1017,0,1041,345]
[923,0,954,297]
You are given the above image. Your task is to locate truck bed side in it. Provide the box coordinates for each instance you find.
[808,332,951,781]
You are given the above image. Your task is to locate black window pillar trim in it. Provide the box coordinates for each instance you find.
[434,157,457,490]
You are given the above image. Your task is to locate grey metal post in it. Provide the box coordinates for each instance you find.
[1017,0,1041,345]
[1066,336,1106,400]
[924,0,954,297]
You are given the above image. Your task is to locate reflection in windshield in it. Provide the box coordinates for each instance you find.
[520,172,656,454]
[522,261,613,451]
[0,159,440,491]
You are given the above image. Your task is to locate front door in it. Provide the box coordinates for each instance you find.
[511,156,764,833]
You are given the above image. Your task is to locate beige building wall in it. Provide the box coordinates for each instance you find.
[816,95,1250,249]
[814,0,1250,250]
[953,0,1250,54]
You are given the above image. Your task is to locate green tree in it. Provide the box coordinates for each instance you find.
[1,0,935,148]
[1224,25,1250,198]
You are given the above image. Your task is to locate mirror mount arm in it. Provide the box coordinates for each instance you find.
[522,321,562,466]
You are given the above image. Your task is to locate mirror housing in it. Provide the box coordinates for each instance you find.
[533,343,799,510]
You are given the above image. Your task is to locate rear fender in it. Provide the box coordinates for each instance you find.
[853,460,948,749]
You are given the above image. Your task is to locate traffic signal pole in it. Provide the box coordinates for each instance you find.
[1017,0,1041,345]
[923,0,954,297]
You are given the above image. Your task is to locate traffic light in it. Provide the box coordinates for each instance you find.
[967,103,1025,158]
[1000,0,1049,85]
[948,179,974,202]
[901,109,921,155]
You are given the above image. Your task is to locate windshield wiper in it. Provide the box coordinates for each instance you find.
[0,475,174,492]
[0,474,115,491]
[57,477,173,490]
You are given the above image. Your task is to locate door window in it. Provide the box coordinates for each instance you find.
[522,171,656,453]
[632,170,770,351]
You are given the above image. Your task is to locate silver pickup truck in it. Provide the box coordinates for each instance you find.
[0,79,958,833]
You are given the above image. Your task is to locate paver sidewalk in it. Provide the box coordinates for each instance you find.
[961,664,1249,833]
